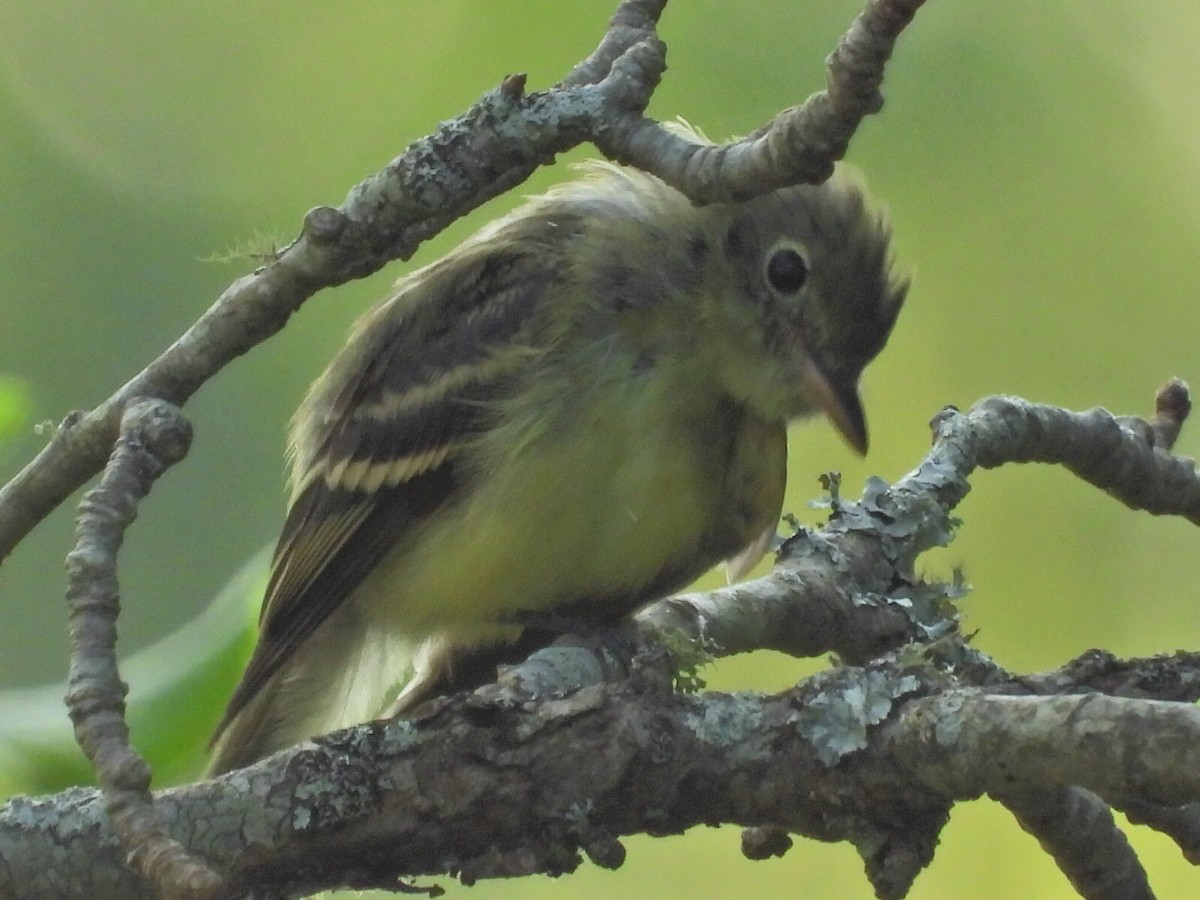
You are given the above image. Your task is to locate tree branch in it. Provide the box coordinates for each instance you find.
[6,647,1200,900]
[997,787,1152,900]
[5,372,1194,898]
[930,379,1199,525]
[594,0,927,201]
[0,2,929,896]
[63,400,221,899]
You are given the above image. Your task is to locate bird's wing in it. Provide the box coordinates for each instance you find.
[213,215,582,740]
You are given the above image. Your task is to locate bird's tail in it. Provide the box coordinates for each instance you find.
[207,615,414,776]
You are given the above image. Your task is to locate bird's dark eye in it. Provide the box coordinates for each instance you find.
[766,246,809,294]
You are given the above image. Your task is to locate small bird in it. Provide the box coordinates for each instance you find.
[208,144,908,774]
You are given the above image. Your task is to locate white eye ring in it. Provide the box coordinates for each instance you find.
[764,241,810,295]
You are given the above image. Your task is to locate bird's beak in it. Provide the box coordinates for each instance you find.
[800,357,869,455]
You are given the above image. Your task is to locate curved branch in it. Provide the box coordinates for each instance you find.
[610,381,1198,679]
[63,400,220,900]
[594,0,926,201]
[488,382,1197,763]
[562,0,668,87]
[930,379,1200,525]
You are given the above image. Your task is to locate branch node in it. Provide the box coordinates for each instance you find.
[500,72,528,100]
[303,205,348,244]
[581,830,626,870]
[741,826,793,860]
[1151,377,1190,451]
[122,398,193,467]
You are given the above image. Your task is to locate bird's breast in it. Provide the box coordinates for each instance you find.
[357,365,765,637]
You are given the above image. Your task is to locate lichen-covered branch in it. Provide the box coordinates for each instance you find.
[11,370,1200,900]
[0,1,929,896]
[18,374,1186,900]
[484,382,1200,898]
[588,384,1198,688]
[0,0,1196,892]
[5,647,1200,900]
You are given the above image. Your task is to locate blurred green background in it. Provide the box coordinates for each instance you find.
[1,1,1197,897]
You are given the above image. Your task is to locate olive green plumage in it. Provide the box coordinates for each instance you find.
[209,151,907,775]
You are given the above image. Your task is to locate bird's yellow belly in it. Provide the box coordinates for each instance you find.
[359,397,727,638]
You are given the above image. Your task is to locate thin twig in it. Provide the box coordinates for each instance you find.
[64,399,220,900]
[929,379,1200,525]
[593,0,927,200]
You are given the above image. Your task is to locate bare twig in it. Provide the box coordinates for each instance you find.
[63,399,220,900]
[593,0,927,201]
[929,380,1200,525]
